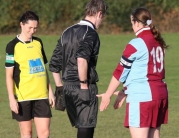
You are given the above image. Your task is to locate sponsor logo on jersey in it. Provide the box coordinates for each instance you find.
[6,54,14,63]
[29,58,45,74]
[27,46,33,48]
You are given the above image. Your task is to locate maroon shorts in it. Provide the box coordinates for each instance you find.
[124,99,168,128]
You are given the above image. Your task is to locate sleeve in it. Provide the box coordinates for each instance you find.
[113,43,137,83]
[5,42,15,67]
[76,28,97,62]
[40,41,48,64]
[49,38,63,73]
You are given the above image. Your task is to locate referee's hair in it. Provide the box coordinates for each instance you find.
[19,11,39,24]
[84,0,108,17]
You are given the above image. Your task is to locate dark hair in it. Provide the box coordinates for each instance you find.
[131,7,168,49]
[84,0,108,17]
[19,11,39,24]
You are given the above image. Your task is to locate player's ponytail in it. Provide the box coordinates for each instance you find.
[150,23,168,49]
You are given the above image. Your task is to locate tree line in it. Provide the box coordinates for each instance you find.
[0,0,179,34]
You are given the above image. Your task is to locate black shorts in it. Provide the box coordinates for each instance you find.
[64,82,98,128]
[12,99,52,121]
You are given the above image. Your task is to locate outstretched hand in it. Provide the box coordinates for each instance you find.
[96,93,111,111]
[113,90,126,109]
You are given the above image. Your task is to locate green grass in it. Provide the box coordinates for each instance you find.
[0,33,179,138]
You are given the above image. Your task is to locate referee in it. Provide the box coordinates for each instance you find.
[49,0,108,138]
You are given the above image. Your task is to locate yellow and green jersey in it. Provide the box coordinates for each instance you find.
[5,36,48,102]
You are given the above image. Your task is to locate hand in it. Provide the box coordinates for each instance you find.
[96,93,111,111]
[9,98,19,114]
[113,90,126,109]
[49,91,55,108]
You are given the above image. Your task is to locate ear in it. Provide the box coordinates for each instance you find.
[97,11,103,19]
[20,22,24,27]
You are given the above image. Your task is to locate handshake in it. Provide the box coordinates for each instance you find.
[54,86,65,111]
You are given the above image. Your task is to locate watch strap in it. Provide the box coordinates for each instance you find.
[79,80,88,84]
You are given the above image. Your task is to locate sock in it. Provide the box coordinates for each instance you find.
[77,128,94,138]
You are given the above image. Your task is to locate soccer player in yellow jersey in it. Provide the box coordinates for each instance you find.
[5,11,55,138]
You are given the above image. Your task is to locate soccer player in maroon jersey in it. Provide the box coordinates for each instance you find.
[97,7,168,138]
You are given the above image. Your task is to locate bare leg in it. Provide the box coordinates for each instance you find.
[148,126,161,138]
[19,120,32,138]
[34,117,50,138]
[129,126,149,138]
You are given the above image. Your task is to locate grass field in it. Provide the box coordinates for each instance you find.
[0,33,179,138]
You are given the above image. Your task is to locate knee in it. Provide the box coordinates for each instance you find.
[37,129,50,138]
[20,130,32,138]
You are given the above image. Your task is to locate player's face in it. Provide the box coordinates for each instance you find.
[20,20,38,41]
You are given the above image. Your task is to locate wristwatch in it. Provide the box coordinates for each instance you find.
[79,79,88,84]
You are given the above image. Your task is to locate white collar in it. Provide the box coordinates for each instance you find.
[135,27,150,36]
[78,20,94,30]
[16,35,32,44]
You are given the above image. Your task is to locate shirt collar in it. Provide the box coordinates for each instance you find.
[78,19,96,30]
[17,35,32,44]
[135,27,150,36]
